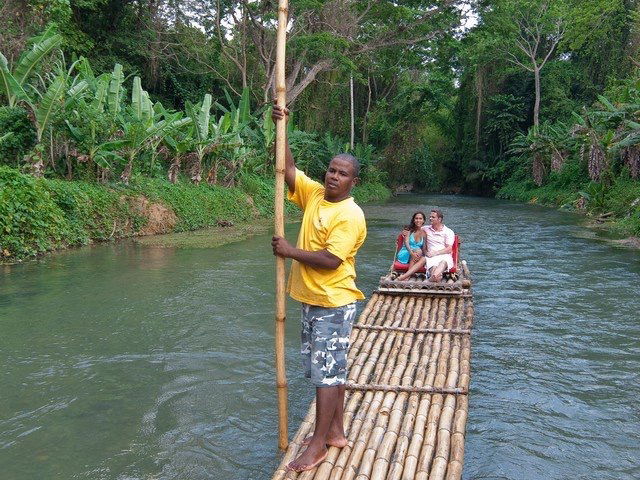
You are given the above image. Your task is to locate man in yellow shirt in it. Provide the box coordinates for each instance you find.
[271,105,367,472]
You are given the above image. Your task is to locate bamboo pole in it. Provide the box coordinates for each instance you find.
[346,384,467,395]
[352,325,471,335]
[274,0,289,452]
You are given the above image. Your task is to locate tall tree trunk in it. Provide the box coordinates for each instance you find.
[147,0,160,90]
[362,75,371,144]
[120,159,133,185]
[168,155,181,184]
[350,75,355,149]
[533,67,541,128]
[475,66,483,152]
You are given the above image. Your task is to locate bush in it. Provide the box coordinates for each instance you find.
[0,166,391,262]
[352,182,391,204]
[128,177,259,231]
[0,166,67,258]
[44,180,133,242]
[0,107,36,166]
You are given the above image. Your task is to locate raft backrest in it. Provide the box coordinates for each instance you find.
[450,235,460,274]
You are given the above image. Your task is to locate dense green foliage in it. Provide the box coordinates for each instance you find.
[0,107,35,164]
[1,166,385,261]
[0,0,462,189]
[445,0,640,238]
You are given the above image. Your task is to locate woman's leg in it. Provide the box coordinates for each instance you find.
[398,256,426,281]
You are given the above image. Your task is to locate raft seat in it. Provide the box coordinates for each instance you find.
[392,233,460,274]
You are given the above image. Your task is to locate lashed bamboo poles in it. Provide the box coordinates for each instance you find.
[352,325,471,335]
[271,289,474,480]
[337,298,420,480]
[273,0,289,452]
[385,297,437,480]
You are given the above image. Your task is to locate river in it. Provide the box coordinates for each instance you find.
[1,195,639,479]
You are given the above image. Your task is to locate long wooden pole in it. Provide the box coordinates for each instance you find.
[274,0,289,452]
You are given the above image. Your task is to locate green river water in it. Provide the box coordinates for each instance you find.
[1,195,639,479]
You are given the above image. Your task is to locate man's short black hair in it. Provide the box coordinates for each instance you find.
[333,153,360,178]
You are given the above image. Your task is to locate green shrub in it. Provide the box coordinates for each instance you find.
[0,165,392,261]
[0,167,67,258]
[128,178,256,230]
[0,107,36,166]
[44,180,133,242]
[352,182,391,204]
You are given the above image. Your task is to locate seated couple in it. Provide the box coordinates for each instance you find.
[396,209,455,282]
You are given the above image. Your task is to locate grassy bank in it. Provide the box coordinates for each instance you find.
[497,165,640,238]
[0,167,391,262]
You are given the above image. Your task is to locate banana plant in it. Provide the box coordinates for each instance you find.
[164,131,194,184]
[0,25,62,107]
[118,77,190,184]
[65,117,126,172]
[147,101,191,175]
[571,109,617,182]
[262,105,275,152]
[185,94,213,184]
[62,61,128,180]
[23,69,88,176]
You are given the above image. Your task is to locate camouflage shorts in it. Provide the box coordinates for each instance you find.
[301,302,357,387]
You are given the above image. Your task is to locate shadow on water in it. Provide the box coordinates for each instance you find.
[1,194,639,479]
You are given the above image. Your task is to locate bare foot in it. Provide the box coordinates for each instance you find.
[397,273,410,281]
[287,444,328,473]
[301,434,348,448]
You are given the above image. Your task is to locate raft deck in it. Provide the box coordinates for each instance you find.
[272,261,474,480]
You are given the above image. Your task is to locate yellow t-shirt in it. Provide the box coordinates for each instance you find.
[287,169,367,307]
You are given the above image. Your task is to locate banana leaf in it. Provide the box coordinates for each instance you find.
[92,77,109,112]
[35,75,66,141]
[190,94,211,143]
[238,87,250,124]
[131,76,153,122]
[597,95,617,113]
[13,28,62,86]
[75,56,95,86]
[64,120,83,142]
[108,64,124,116]
[65,80,88,108]
[0,53,31,107]
[615,133,640,149]
[95,149,126,169]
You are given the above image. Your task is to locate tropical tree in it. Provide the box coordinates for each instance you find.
[494,0,566,128]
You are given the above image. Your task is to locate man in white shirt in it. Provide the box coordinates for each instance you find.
[397,209,454,282]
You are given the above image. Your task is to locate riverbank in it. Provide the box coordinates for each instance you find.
[0,167,391,263]
[497,175,640,248]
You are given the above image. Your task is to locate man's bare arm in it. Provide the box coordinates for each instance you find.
[272,236,342,270]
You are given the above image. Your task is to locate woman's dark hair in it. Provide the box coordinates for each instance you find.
[408,211,427,231]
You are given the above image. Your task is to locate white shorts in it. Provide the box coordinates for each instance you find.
[426,253,454,271]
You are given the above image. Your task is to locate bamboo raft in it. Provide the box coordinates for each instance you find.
[272,261,474,480]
